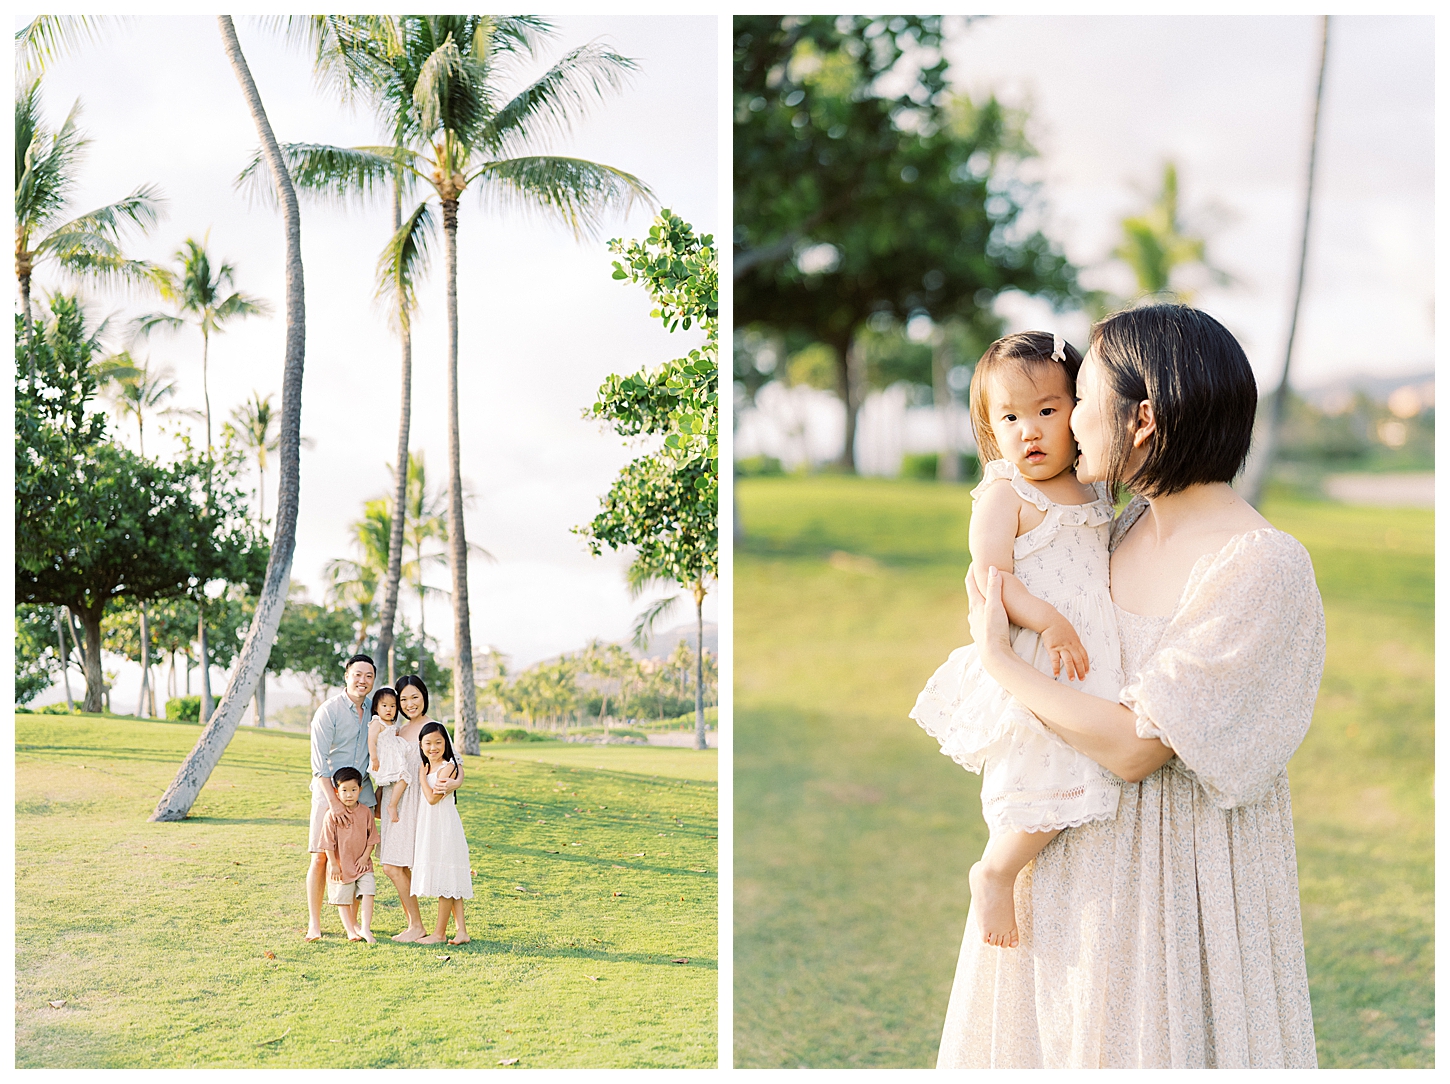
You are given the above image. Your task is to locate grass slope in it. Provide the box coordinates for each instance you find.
[734,475,1431,1069]
[16,716,717,1068]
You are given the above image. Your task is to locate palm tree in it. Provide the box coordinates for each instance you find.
[1103,161,1231,311]
[153,16,309,821]
[14,76,163,336]
[224,391,297,530]
[398,451,451,644]
[325,499,393,653]
[94,353,182,459]
[257,15,652,752]
[134,237,270,456]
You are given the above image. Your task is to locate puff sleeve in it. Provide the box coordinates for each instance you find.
[1118,530,1325,810]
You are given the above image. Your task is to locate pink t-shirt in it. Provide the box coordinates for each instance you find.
[321,802,379,883]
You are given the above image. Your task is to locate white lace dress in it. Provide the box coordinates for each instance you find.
[911,460,1125,833]
[371,721,412,787]
[934,503,1324,1068]
[410,765,474,900]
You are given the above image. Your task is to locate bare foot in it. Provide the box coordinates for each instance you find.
[448,935,470,945]
[417,933,448,945]
[347,934,364,942]
[969,861,1020,949]
[361,931,377,944]
[304,929,323,942]
[392,926,425,943]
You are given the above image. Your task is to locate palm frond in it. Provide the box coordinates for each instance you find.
[471,156,655,241]
[50,251,167,296]
[236,142,400,208]
[214,292,271,322]
[630,595,679,653]
[485,42,638,156]
[376,199,436,329]
[413,36,467,136]
[15,88,87,236]
[15,16,126,76]
[129,311,185,342]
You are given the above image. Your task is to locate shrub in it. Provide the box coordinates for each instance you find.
[497,727,548,743]
[736,454,784,477]
[899,452,938,480]
[166,696,201,722]
[39,702,75,715]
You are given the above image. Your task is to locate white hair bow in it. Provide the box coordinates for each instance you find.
[1051,333,1066,362]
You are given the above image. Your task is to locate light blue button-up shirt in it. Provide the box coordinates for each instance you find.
[310,691,376,807]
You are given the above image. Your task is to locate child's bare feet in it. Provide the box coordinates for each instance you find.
[969,861,1020,949]
[417,933,447,945]
[361,930,377,944]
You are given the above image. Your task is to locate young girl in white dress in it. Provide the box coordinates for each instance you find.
[367,688,410,823]
[412,721,473,945]
[911,331,1124,949]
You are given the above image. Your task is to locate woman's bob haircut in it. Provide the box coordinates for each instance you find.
[1091,304,1257,499]
[395,674,429,717]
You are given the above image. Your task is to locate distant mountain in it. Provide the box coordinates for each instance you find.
[636,621,718,660]
[1298,370,1433,413]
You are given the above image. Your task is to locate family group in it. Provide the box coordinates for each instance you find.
[305,654,474,945]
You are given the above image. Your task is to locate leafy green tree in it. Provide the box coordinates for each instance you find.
[16,300,268,712]
[734,16,1078,470]
[257,15,653,753]
[577,211,718,750]
[267,592,357,713]
[14,76,163,335]
[15,604,64,705]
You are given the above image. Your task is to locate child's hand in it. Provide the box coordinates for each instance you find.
[1040,617,1089,681]
[390,806,400,823]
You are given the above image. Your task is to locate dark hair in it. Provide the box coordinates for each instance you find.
[372,687,399,718]
[418,721,459,785]
[395,674,429,717]
[1090,304,1257,498]
[332,766,363,788]
[969,331,1083,464]
[344,653,376,675]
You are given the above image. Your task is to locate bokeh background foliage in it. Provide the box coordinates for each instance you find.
[733,475,1431,1069]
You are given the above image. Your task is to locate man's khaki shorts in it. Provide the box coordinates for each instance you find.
[326,870,377,905]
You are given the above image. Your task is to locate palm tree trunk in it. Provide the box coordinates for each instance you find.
[376,177,412,687]
[55,607,75,710]
[201,326,214,455]
[198,608,213,723]
[152,16,307,821]
[254,671,266,727]
[832,329,862,473]
[441,197,479,755]
[1242,16,1329,508]
[137,602,151,717]
[693,587,707,751]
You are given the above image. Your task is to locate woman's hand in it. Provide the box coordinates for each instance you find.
[966,565,1015,676]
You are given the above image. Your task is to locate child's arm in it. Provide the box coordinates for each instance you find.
[968,480,1089,680]
[321,818,343,881]
[420,759,446,805]
[367,720,383,772]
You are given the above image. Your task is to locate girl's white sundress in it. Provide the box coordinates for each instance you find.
[410,764,474,900]
[910,459,1125,833]
[371,721,412,787]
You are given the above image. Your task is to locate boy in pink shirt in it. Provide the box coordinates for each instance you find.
[320,767,381,943]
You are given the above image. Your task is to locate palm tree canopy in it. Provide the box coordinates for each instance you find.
[228,391,281,473]
[15,77,164,294]
[139,236,272,337]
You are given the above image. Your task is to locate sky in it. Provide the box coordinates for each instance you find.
[937,14,1434,389]
[21,14,719,707]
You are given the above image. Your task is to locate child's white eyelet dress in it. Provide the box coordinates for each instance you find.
[911,459,1125,833]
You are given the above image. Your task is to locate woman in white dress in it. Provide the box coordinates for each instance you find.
[378,675,462,942]
[940,304,1324,1068]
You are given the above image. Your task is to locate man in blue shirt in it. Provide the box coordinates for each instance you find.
[305,653,376,941]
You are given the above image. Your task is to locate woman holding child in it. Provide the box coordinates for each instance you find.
[370,675,464,943]
[927,306,1324,1068]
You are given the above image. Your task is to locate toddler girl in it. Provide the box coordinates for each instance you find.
[412,721,473,945]
[911,331,1123,949]
[367,688,409,823]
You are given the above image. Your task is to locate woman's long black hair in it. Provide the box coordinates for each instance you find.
[395,674,429,718]
[417,720,459,784]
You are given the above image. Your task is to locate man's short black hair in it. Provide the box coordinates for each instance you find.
[344,653,376,675]
[333,766,363,788]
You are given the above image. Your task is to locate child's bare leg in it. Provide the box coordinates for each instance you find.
[388,785,404,822]
[337,899,361,939]
[359,895,376,943]
[418,899,451,944]
[449,899,469,944]
[969,828,1060,949]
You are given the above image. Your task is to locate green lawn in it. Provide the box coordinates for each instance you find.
[734,475,1432,1069]
[15,716,717,1068]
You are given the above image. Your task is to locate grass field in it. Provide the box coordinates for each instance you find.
[734,475,1432,1069]
[16,715,717,1068]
